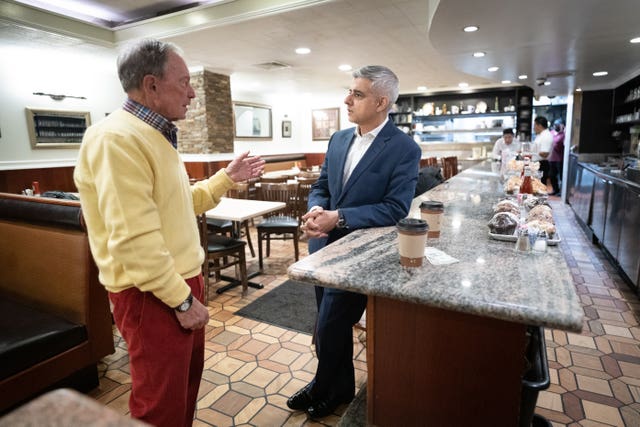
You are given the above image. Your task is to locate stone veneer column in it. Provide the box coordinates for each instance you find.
[176,69,234,153]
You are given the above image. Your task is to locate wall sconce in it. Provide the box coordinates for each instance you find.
[33,92,87,101]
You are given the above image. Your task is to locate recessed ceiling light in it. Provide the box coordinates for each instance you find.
[501,80,511,84]
[458,82,469,88]
[338,64,352,71]
[593,71,608,77]
[463,25,479,32]
[630,37,640,44]
[518,74,528,80]
[472,51,485,58]
[544,81,551,86]
[295,47,311,55]
[417,86,427,91]
[488,66,499,72]
[576,88,582,92]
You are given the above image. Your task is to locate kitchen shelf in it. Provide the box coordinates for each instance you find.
[393,86,534,143]
[418,127,506,134]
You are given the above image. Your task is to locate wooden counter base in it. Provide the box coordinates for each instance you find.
[366,296,527,426]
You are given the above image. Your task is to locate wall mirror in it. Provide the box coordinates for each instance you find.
[233,102,272,139]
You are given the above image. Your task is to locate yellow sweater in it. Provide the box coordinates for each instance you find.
[74,109,233,308]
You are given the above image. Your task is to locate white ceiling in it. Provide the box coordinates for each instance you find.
[2,0,640,98]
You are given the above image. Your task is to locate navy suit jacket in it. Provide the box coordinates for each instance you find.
[308,119,421,253]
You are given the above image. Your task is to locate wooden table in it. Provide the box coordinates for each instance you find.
[206,197,285,293]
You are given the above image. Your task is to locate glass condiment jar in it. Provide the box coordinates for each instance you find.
[515,227,531,252]
[532,231,548,253]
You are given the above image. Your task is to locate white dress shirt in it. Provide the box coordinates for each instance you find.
[491,137,521,161]
[342,118,388,185]
[533,128,553,161]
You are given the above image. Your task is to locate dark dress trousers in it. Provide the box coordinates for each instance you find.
[307,119,421,399]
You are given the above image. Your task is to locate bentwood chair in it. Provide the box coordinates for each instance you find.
[256,182,300,270]
[197,213,248,299]
[206,182,255,257]
[441,156,459,180]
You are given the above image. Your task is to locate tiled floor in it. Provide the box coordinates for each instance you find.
[90,199,640,426]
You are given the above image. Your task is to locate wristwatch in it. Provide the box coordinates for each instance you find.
[174,293,194,312]
[336,210,348,229]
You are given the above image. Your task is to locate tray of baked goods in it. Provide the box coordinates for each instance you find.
[487,197,560,245]
[503,160,548,196]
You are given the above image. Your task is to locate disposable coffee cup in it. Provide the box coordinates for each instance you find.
[397,218,429,267]
[420,201,444,238]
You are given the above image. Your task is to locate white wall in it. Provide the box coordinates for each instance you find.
[232,89,349,156]
[0,39,352,169]
[0,42,123,168]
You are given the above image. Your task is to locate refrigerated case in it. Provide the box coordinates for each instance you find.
[618,186,640,288]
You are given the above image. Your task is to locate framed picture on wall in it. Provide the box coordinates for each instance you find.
[282,120,292,138]
[233,102,272,139]
[312,108,340,140]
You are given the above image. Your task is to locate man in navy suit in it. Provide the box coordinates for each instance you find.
[287,65,421,418]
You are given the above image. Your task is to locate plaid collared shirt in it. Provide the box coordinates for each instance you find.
[122,98,178,148]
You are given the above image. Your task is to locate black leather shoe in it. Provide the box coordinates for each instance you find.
[307,394,353,419]
[287,384,314,411]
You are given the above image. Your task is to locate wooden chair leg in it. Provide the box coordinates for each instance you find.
[293,232,299,261]
[258,231,264,271]
[266,234,271,257]
[239,248,248,295]
[244,220,255,257]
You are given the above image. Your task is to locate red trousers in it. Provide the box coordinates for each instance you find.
[109,275,205,427]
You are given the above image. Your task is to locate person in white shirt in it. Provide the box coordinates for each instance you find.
[533,116,553,187]
[491,128,520,162]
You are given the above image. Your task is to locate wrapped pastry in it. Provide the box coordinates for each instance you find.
[504,176,523,194]
[527,205,553,223]
[531,178,547,195]
[526,220,556,237]
[493,199,520,215]
[524,196,549,210]
[488,212,519,235]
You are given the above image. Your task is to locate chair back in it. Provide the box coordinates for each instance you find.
[420,157,439,168]
[296,179,314,221]
[441,156,459,180]
[258,182,299,219]
[227,181,249,199]
[259,175,287,184]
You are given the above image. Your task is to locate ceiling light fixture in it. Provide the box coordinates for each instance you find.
[501,80,511,84]
[417,86,427,91]
[338,64,352,71]
[630,37,640,43]
[518,74,528,80]
[544,81,551,86]
[458,82,469,88]
[295,47,311,55]
[593,71,608,77]
[472,51,485,58]
[576,88,582,92]
[463,25,479,32]
[487,66,499,72]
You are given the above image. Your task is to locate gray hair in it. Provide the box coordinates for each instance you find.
[352,65,400,111]
[117,39,181,92]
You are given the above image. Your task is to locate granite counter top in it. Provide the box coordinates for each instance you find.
[288,160,583,332]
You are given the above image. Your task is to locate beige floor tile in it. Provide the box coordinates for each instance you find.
[576,375,614,396]
[583,400,625,426]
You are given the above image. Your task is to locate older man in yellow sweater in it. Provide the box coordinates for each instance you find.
[74,39,264,427]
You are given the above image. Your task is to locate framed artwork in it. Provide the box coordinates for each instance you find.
[282,120,292,138]
[233,102,272,139]
[25,107,91,148]
[312,108,340,140]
